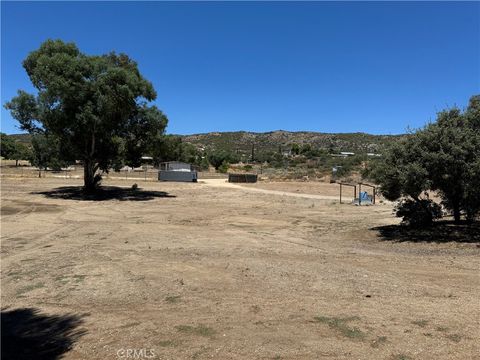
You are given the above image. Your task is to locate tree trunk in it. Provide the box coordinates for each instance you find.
[453,203,461,224]
[466,210,474,223]
[83,130,99,194]
[83,160,97,193]
[15,159,19,167]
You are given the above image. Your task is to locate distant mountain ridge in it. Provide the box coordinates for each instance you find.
[177,130,404,154]
[7,130,405,154]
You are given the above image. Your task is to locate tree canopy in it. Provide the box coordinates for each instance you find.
[0,133,18,159]
[369,95,480,224]
[5,39,167,192]
[207,150,240,170]
[0,133,32,166]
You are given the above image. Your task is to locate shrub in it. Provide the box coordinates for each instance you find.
[369,95,480,223]
[207,150,239,170]
[395,199,442,227]
[218,161,230,173]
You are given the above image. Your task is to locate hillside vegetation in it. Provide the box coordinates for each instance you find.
[178,130,403,154]
[8,130,404,155]
[5,131,403,180]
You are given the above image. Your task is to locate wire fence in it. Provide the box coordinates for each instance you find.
[1,166,157,181]
[0,166,228,182]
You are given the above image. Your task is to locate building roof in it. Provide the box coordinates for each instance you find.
[160,161,191,165]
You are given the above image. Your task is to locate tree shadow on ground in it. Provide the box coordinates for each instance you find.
[1,307,87,360]
[32,186,176,201]
[372,221,480,243]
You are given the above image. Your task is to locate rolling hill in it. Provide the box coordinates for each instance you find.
[179,130,404,154]
[7,130,404,155]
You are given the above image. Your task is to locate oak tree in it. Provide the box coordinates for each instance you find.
[5,40,167,192]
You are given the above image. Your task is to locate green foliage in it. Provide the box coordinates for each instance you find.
[150,135,204,168]
[1,133,17,158]
[412,104,479,222]
[15,143,32,164]
[30,134,67,171]
[207,150,239,170]
[290,143,300,155]
[199,156,210,171]
[218,161,230,173]
[300,144,327,158]
[367,137,431,201]
[181,131,402,158]
[1,133,32,165]
[151,135,182,164]
[369,95,480,223]
[123,105,168,168]
[395,199,443,227]
[256,151,284,168]
[4,39,167,192]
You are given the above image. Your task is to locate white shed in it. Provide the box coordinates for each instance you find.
[160,161,193,172]
[158,161,197,182]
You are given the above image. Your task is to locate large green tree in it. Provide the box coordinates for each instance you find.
[0,133,17,159]
[30,134,67,174]
[0,133,32,166]
[369,95,480,223]
[5,39,167,192]
[207,149,239,170]
[149,135,205,168]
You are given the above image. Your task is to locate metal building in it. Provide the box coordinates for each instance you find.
[158,161,198,182]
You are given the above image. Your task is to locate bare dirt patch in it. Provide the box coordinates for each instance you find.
[1,177,479,359]
[227,180,387,204]
[241,180,357,198]
[1,200,62,216]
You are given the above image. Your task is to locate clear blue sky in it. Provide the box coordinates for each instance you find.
[1,1,479,135]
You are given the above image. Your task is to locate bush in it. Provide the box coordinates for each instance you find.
[218,161,230,173]
[199,157,210,171]
[207,150,239,170]
[395,199,442,227]
[369,95,480,223]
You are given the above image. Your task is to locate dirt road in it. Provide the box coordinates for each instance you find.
[201,179,350,201]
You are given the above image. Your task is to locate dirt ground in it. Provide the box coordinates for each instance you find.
[234,180,366,201]
[242,181,350,197]
[1,176,479,360]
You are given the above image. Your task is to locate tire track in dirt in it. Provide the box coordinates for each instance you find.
[201,178,351,201]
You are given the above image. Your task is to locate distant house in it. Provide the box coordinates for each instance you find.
[340,152,355,156]
[158,161,197,182]
[367,153,382,157]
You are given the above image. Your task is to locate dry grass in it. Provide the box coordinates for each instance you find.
[313,316,366,340]
[1,176,479,359]
[175,324,216,338]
